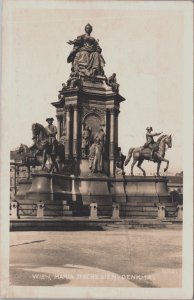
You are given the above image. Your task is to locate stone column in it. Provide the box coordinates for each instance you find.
[65,105,71,159]
[62,114,66,135]
[56,115,62,140]
[109,108,115,176]
[115,109,119,151]
[73,104,78,158]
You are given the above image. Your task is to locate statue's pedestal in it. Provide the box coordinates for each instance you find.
[79,174,112,205]
[78,173,112,217]
[25,172,71,202]
[15,172,176,219]
[111,175,127,204]
[125,176,169,202]
[52,76,125,177]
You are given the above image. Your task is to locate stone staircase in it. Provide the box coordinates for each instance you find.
[78,198,181,219]
[17,199,73,217]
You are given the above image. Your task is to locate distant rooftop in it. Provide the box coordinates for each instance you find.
[167,176,183,184]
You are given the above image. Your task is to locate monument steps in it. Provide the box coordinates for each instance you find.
[123,202,158,207]
[121,211,158,217]
[15,196,180,218]
[9,217,182,231]
[120,206,158,212]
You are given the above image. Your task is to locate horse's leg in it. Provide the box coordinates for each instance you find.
[163,158,169,173]
[130,158,137,176]
[49,155,59,173]
[137,158,146,176]
[48,155,54,172]
[54,157,59,173]
[157,156,169,174]
[42,150,47,170]
[157,161,161,177]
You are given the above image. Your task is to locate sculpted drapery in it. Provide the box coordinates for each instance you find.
[67,24,105,77]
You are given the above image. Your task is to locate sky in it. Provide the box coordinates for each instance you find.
[2,0,193,175]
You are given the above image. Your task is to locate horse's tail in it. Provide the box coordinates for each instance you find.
[124,148,135,166]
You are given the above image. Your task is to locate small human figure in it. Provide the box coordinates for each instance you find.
[92,137,103,173]
[82,125,92,157]
[95,128,106,149]
[45,118,58,155]
[61,82,67,91]
[142,127,162,161]
[57,83,66,100]
[88,141,96,171]
[66,67,80,88]
[115,147,126,175]
[58,93,62,100]
[107,73,119,92]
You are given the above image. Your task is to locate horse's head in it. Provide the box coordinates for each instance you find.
[158,134,172,149]
[165,134,172,148]
[32,123,47,141]
[32,123,39,140]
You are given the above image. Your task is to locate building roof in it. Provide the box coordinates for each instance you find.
[167,176,183,184]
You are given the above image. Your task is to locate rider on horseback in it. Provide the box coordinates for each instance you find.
[45,118,58,155]
[142,127,162,161]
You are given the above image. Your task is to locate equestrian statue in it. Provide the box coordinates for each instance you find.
[30,118,66,172]
[125,127,172,177]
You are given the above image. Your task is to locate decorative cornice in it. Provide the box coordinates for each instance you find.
[51,98,65,108]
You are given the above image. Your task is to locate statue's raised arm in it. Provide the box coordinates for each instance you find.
[66,24,105,77]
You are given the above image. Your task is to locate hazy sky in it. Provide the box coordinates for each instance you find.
[3,1,193,174]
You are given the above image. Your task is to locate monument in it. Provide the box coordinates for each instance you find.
[12,24,177,219]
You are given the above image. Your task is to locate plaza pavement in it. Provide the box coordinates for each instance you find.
[10,226,182,288]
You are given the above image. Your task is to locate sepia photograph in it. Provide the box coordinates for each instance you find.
[0,0,193,299]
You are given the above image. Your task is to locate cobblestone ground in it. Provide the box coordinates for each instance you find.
[10,227,182,288]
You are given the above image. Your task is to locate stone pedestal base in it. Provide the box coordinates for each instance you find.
[78,174,112,217]
[15,173,177,219]
[125,176,170,203]
[26,171,71,202]
[79,174,112,206]
[111,175,127,203]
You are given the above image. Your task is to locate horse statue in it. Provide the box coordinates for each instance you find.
[124,134,172,177]
[31,123,66,172]
[17,144,42,179]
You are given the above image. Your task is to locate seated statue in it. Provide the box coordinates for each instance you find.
[66,67,81,88]
[67,24,105,77]
[107,73,119,92]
